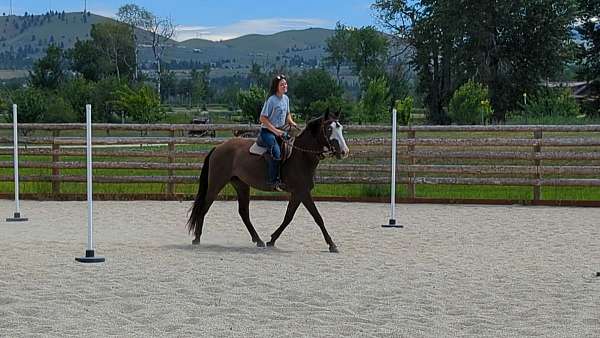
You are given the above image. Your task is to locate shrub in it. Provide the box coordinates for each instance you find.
[358,77,390,124]
[308,96,353,123]
[43,96,78,123]
[116,85,164,124]
[395,96,413,125]
[448,80,493,125]
[237,85,267,123]
[521,87,580,118]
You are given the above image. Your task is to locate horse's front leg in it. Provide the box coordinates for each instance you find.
[302,194,338,253]
[267,194,301,247]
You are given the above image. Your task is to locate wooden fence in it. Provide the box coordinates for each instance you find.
[1,123,600,204]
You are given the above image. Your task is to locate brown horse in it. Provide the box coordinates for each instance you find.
[187,110,350,252]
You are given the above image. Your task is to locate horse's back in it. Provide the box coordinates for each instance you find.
[209,138,266,187]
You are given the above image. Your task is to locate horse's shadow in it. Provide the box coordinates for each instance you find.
[163,243,292,255]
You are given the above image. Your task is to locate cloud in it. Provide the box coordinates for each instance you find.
[174,18,329,42]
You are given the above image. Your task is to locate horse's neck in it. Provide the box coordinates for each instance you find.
[292,132,321,167]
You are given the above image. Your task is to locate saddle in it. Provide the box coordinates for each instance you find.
[249,136,293,161]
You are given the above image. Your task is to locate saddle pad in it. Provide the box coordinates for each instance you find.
[249,142,267,155]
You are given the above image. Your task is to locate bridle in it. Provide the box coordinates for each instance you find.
[283,119,338,159]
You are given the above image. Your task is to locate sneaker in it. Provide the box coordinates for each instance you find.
[269,181,286,192]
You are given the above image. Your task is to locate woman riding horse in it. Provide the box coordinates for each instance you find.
[187,110,349,253]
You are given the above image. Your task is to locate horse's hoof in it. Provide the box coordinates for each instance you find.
[266,241,275,247]
[256,240,265,248]
[192,239,200,245]
[329,245,338,253]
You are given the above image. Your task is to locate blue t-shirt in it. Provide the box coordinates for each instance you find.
[260,94,289,129]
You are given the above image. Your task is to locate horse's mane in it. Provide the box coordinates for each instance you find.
[299,111,339,138]
[300,116,324,137]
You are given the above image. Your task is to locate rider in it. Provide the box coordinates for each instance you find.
[258,74,297,191]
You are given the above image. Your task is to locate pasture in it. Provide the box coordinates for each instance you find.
[1,200,598,336]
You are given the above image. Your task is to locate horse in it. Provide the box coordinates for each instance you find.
[187,110,350,253]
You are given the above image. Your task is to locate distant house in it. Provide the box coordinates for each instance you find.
[543,81,599,103]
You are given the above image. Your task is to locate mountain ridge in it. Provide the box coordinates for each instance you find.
[0,12,334,73]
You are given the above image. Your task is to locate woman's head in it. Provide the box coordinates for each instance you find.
[269,74,288,96]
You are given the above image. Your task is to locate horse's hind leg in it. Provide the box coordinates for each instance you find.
[231,178,264,247]
[192,177,230,245]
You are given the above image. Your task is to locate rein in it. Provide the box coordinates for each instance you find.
[283,120,336,159]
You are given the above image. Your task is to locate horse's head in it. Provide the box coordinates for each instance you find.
[307,109,350,159]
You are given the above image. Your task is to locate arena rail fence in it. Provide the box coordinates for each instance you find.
[1,123,600,206]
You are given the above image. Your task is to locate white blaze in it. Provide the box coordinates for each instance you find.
[329,121,349,157]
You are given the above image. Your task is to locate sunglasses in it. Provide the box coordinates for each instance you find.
[276,74,287,80]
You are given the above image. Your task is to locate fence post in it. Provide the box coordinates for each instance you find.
[407,129,416,200]
[533,129,542,203]
[52,130,60,195]
[167,130,175,195]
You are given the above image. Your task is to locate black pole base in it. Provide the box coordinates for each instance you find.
[76,250,105,263]
[6,212,28,222]
[382,219,403,228]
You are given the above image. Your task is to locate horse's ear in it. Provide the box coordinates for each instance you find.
[334,108,341,119]
[324,107,330,120]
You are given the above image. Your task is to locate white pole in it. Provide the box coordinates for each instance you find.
[382,108,402,228]
[76,104,104,262]
[391,108,397,220]
[13,104,20,215]
[86,104,93,251]
[7,104,27,222]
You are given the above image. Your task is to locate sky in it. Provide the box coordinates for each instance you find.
[0,0,378,41]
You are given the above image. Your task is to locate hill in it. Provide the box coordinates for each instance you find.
[0,11,335,77]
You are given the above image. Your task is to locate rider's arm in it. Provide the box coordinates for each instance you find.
[286,112,297,127]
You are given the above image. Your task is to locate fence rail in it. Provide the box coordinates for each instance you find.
[1,123,599,203]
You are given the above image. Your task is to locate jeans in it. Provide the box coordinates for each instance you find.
[258,128,281,185]
[258,128,281,160]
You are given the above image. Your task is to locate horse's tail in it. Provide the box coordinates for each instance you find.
[187,147,215,234]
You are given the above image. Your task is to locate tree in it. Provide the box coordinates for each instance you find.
[90,77,125,122]
[293,68,343,121]
[68,39,108,81]
[42,96,78,123]
[575,0,600,116]
[58,77,94,121]
[160,69,177,102]
[345,26,389,88]
[148,14,175,100]
[190,66,210,106]
[575,0,600,83]
[248,62,269,88]
[308,96,354,123]
[29,44,66,89]
[90,22,135,82]
[117,4,153,81]
[324,22,350,84]
[373,0,579,122]
[6,87,47,128]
